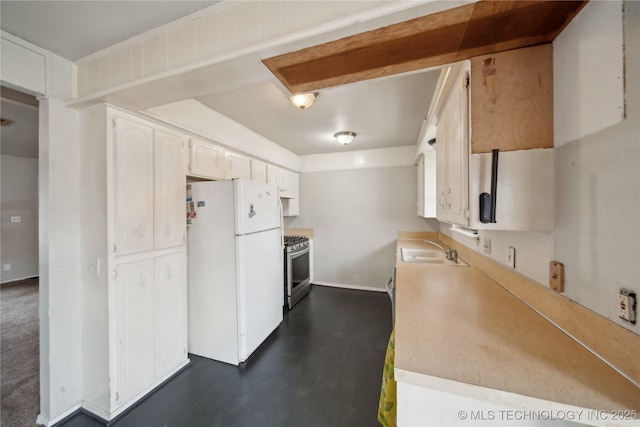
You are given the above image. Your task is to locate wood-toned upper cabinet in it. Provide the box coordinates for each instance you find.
[225,152,251,180]
[154,130,186,250]
[470,44,553,153]
[113,117,155,256]
[188,138,225,180]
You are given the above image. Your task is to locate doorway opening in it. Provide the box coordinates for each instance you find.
[0,84,40,427]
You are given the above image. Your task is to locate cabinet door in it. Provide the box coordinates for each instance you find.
[225,152,251,180]
[155,253,187,376]
[435,112,448,222]
[115,259,156,405]
[250,158,268,183]
[114,117,154,256]
[282,198,299,217]
[417,156,425,217]
[266,164,280,189]
[189,138,225,179]
[445,74,469,226]
[154,130,186,250]
[278,169,298,199]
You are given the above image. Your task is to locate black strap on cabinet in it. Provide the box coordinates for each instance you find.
[479,149,499,224]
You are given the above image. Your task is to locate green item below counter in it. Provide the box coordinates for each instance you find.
[378,328,396,426]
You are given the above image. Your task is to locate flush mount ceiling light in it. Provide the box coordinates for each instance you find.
[334,131,356,145]
[289,92,318,110]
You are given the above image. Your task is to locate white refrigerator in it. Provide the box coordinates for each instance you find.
[187,179,283,365]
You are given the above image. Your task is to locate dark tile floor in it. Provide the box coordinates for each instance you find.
[59,285,392,427]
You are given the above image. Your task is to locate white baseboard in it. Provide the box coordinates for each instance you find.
[312,281,386,293]
[38,402,82,427]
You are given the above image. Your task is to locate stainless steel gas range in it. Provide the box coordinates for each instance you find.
[283,235,311,309]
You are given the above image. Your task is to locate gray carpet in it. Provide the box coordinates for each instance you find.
[1,278,40,427]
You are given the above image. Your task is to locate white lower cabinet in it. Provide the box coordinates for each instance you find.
[115,259,156,405]
[155,253,188,376]
[109,254,188,417]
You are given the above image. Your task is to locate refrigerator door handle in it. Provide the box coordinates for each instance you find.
[235,227,281,238]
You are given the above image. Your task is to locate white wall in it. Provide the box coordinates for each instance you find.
[1,31,84,426]
[285,165,439,291]
[552,0,639,334]
[38,96,82,424]
[1,155,39,282]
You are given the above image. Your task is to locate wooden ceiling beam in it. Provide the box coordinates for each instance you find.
[262,0,587,94]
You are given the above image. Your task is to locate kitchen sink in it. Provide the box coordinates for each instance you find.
[400,248,468,266]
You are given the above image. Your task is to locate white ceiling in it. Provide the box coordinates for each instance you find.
[0,1,441,157]
[0,1,219,61]
[197,70,439,155]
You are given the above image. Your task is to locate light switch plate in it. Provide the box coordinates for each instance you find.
[550,261,565,292]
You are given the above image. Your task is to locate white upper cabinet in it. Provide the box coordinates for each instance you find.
[266,164,300,216]
[435,65,470,227]
[417,153,436,218]
[113,118,186,255]
[277,168,298,199]
[154,130,186,250]
[444,75,469,226]
[188,138,225,180]
[113,117,155,255]
[266,163,280,189]
[250,158,268,183]
[224,151,251,180]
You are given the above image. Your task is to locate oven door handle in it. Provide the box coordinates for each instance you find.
[288,246,310,259]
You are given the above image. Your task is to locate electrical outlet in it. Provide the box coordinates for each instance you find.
[507,246,515,268]
[483,238,491,255]
[3,264,10,272]
[619,289,637,324]
[10,216,21,223]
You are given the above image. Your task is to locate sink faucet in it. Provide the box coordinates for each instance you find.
[423,240,458,263]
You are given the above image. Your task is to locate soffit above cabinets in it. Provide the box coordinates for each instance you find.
[262,0,588,94]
